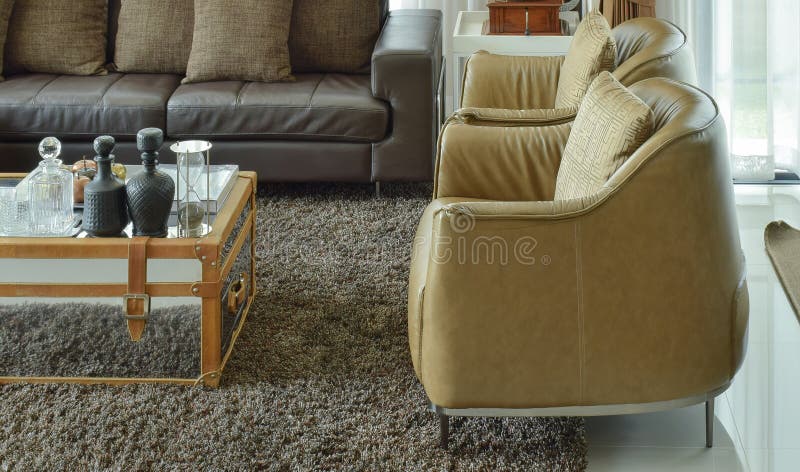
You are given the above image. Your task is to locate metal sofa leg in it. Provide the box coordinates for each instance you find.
[706,398,714,448]
[439,410,450,449]
[375,181,381,198]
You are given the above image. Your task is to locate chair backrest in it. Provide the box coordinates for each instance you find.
[612,17,697,86]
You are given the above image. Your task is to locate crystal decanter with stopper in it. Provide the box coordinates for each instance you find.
[126,128,175,238]
[27,137,74,236]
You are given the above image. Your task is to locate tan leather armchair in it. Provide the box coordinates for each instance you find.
[408,78,749,448]
[459,17,697,124]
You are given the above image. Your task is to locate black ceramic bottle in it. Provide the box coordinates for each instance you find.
[126,128,175,238]
[82,136,129,237]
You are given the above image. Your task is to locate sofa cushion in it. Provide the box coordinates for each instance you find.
[167,74,389,142]
[289,0,384,74]
[0,73,181,140]
[554,72,653,200]
[554,10,616,108]
[5,0,108,76]
[184,0,294,84]
[113,0,194,74]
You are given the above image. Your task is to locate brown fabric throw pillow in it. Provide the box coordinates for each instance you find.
[113,0,194,74]
[289,0,383,73]
[4,0,108,76]
[0,0,13,81]
[554,72,653,200]
[184,0,294,84]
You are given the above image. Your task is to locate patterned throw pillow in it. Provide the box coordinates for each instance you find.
[113,0,194,74]
[4,0,108,76]
[554,72,653,200]
[289,0,384,74]
[554,11,616,108]
[0,0,12,80]
[184,0,294,84]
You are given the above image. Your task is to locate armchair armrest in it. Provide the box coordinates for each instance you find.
[455,106,578,127]
[371,10,443,181]
[461,51,565,109]
[434,120,572,201]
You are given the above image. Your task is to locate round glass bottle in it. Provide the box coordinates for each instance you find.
[28,137,74,236]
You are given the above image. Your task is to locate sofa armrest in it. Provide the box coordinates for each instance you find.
[371,10,443,181]
[460,51,565,109]
[434,120,572,201]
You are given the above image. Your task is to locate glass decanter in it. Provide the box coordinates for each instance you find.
[28,137,74,236]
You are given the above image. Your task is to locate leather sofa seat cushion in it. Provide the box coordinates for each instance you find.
[554,10,616,108]
[0,73,181,140]
[167,74,390,142]
[5,0,108,76]
[289,0,384,74]
[112,0,194,74]
[555,71,653,200]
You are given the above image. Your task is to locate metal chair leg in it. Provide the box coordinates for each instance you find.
[439,411,450,449]
[706,398,714,448]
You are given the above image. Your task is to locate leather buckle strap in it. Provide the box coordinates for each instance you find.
[126,236,151,341]
[123,294,151,321]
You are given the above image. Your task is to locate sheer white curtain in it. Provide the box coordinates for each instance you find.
[660,0,795,179]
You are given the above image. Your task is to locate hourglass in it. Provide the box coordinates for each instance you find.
[170,141,212,237]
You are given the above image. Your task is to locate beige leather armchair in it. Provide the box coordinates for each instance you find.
[408,78,749,448]
[458,17,697,124]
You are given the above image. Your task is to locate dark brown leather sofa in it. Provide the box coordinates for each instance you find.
[0,1,443,184]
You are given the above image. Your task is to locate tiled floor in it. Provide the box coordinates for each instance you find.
[586,184,800,472]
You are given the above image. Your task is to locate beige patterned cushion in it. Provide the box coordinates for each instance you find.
[113,0,193,74]
[0,0,13,81]
[289,0,383,73]
[4,0,107,76]
[554,11,616,108]
[554,72,653,200]
[184,0,294,84]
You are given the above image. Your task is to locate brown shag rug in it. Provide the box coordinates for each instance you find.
[0,183,587,471]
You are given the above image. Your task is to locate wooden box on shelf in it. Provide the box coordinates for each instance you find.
[485,1,563,36]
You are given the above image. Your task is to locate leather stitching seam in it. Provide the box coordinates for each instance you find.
[97,73,126,107]
[575,221,585,402]
[29,76,62,106]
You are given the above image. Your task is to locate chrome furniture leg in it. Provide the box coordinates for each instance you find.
[706,398,714,448]
[375,181,381,198]
[439,410,450,449]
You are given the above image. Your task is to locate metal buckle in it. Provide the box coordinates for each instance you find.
[123,293,151,320]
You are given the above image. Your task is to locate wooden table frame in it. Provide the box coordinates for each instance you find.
[0,172,257,387]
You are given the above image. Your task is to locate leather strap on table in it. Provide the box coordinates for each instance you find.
[126,236,150,342]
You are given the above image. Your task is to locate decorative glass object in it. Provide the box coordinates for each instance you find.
[82,136,129,237]
[0,187,29,236]
[731,153,776,181]
[27,137,74,236]
[170,141,212,238]
[126,128,175,238]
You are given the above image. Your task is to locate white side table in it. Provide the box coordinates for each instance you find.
[452,11,574,110]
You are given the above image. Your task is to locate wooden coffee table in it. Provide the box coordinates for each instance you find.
[0,171,257,387]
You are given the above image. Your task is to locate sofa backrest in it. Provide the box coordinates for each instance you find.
[612,17,697,87]
[107,0,121,65]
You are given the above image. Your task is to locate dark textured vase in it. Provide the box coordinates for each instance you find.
[82,136,129,237]
[126,128,175,238]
